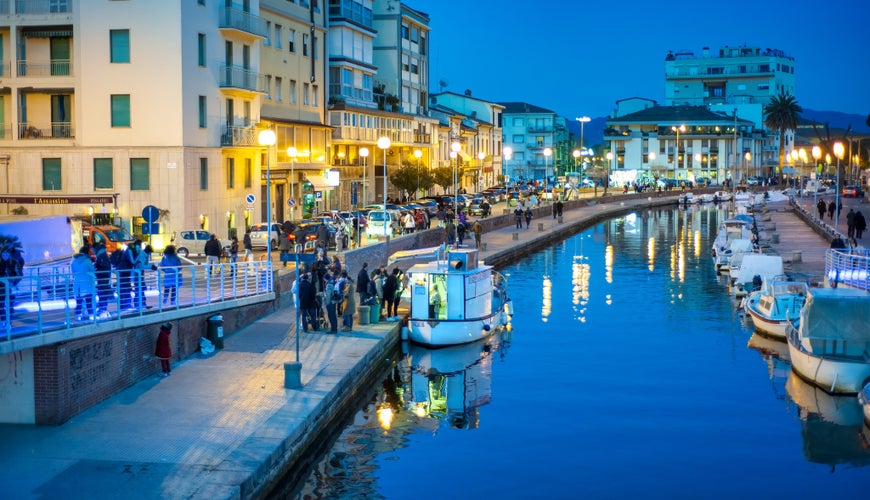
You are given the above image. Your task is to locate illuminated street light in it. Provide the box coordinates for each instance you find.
[257,128,276,267]
[451,141,461,245]
[543,147,552,186]
[377,136,391,241]
[359,147,369,207]
[834,141,845,229]
[671,124,686,180]
[605,151,614,195]
[414,149,423,198]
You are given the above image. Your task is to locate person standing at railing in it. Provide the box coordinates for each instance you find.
[160,245,182,306]
[204,234,222,276]
[243,230,253,262]
[93,244,112,318]
[133,244,156,309]
[71,246,96,321]
[0,241,24,327]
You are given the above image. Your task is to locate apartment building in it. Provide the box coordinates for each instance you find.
[665,45,797,171]
[499,102,569,183]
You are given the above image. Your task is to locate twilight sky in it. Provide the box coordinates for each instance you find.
[416,0,869,120]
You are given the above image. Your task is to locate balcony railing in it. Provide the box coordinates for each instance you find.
[328,0,373,26]
[15,0,72,14]
[18,122,74,139]
[221,125,256,147]
[219,6,267,38]
[220,65,264,92]
[0,123,10,139]
[18,59,72,76]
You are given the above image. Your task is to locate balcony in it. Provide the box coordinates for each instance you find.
[328,0,373,27]
[221,125,256,147]
[18,122,74,139]
[219,7,267,39]
[219,65,264,93]
[18,58,71,77]
[15,0,72,14]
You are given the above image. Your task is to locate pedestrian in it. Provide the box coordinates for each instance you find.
[816,198,826,219]
[382,267,400,319]
[322,272,339,333]
[830,235,847,249]
[93,243,112,317]
[278,230,291,267]
[154,321,173,377]
[243,229,253,262]
[133,244,156,309]
[0,240,22,327]
[342,277,356,331]
[204,233,222,275]
[356,262,370,304]
[71,246,96,320]
[298,272,319,331]
[514,206,523,229]
[457,220,467,246]
[827,200,835,221]
[524,207,533,229]
[481,199,490,218]
[854,211,866,239]
[160,245,183,306]
[472,220,483,249]
[402,211,416,234]
[293,225,307,253]
[334,270,348,315]
[552,202,558,219]
[846,209,856,238]
[556,200,564,218]
[445,219,456,246]
[115,243,135,310]
[316,222,330,252]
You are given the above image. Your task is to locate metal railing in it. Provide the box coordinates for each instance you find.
[826,248,870,291]
[221,125,256,146]
[220,65,265,92]
[0,260,273,343]
[18,122,74,139]
[218,6,268,38]
[17,59,72,76]
[15,0,72,14]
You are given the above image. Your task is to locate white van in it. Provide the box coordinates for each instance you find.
[365,210,398,238]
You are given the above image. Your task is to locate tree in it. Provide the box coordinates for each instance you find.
[389,163,434,200]
[763,91,803,171]
[432,166,454,194]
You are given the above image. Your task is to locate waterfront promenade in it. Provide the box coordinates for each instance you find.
[0,192,838,499]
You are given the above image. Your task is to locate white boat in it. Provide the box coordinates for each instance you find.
[697,193,715,203]
[678,192,696,204]
[713,190,733,202]
[390,245,512,347]
[731,254,783,297]
[786,287,870,395]
[712,215,755,272]
[406,333,507,428]
[743,276,808,340]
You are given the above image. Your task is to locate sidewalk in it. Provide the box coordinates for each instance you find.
[1,193,827,499]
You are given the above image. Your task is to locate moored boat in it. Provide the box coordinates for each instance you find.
[744,276,808,340]
[786,287,870,394]
[391,246,512,347]
[731,254,782,297]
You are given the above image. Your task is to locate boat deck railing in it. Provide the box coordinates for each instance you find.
[0,261,274,344]
[826,248,870,291]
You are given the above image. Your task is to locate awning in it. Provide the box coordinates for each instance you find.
[302,174,335,191]
[23,30,73,38]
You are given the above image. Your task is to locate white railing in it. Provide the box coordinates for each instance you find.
[826,248,870,291]
[0,260,273,342]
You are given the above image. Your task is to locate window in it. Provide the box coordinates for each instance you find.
[275,77,282,102]
[42,158,62,191]
[303,82,310,105]
[110,29,130,63]
[130,158,150,191]
[244,158,252,188]
[199,158,208,190]
[410,26,419,43]
[303,34,309,56]
[512,134,523,144]
[274,24,282,49]
[289,79,297,104]
[94,158,113,189]
[197,33,206,66]
[312,84,318,106]
[759,64,770,72]
[226,158,235,189]
[288,29,295,52]
[401,24,409,40]
[264,74,272,100]
[264,21,270,46]
[111,94,130,127]
[198,95,207,128]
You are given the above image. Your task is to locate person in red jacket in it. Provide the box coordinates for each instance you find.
[155,322,173,377]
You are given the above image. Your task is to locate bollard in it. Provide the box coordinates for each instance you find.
[558,215,563,224]
[481,242,487,251]
[512,232,519,240]
[538,222,544,231]
[792,250,802,263]
[284,362,302,389]
[358,305,370,325]
[768,222,776,231]
[771,233,780,244]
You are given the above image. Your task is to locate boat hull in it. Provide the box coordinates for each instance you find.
[787,323,870,395]
[409,308,509,347]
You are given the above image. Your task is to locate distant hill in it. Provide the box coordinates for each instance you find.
[799,109,869,134]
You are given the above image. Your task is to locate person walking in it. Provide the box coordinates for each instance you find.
[298,272,319,331]
[342,277,356,331]
[0,242,23,327]
[524,207,533,229]
[115,243,136,310]
[556,200,564,218]
[228,236,239,277]
[71,246,96,320]
[204,233,222,275]
[243,229,253,262]
[827,200,835,221]
[356,262,370,304]
[402,211,416,234]
[316,222,330,253]
[514,206,523,229]
[472,220,483,249]
[445,219,456,246]
[382,267,400,319]
[846,209,856,238]
[854,211,866,239]
[159,245,183,306]
[93,244,112,317]
[154,322,173,377]
[322,273,339,333]
[816,198,826,219]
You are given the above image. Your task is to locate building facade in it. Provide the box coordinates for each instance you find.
[499,102,569,184]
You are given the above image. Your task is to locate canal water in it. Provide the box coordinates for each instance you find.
[291,205,868,498]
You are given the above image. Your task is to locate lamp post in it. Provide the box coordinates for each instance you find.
[543,147,552,187]
[359,147,369,207]
[257,128,276,267]
[377,136,391,241]
[648,152,656,184]
[572,149,580,175]
[414,149,423,199]
[744,152,751,188]
[834,141,845,229]
[671,124,685,181]
[812,145,822,213]
[605,152,613,195]
[286,146,297,218]
[503,146,512,212]
[477,151,485,192]
[451,141,461,246]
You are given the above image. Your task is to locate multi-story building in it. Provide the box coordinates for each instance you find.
[665,45,796,172]
[499,102,569,183]
[605,99,764,185]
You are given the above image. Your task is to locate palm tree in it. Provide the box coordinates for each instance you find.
[763,91,803,171]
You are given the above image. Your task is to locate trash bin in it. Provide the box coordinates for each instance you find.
[369,303,381,323]
[207,314,224,349]
[358,305,370,325]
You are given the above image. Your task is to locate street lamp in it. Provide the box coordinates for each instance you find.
[503,146,513,212]
[605,152,613,195]
[359,147,369,208]
[834,141,845,228]
[257,128,276,267]
[414,149,423,199]
[576,116,591,158]
[451,141,461,246]
[671,124,685,180]
[543,147,552,187]
[744,152,751,186]
[377,137,391,241]
[812,145,822,212]
[286,146,297,218]
[572,149,580,174]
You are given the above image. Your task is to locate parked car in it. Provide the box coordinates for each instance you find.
[173,230,231,257]
[249,223,281,249]
[365,210,401,238]
[841,185,865,198]
[289,221,336,251]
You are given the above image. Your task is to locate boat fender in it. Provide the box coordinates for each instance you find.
[483,324,491,332]
[504,300,514,316]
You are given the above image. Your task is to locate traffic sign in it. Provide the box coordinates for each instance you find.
[288,198,296,207]
[141,205,159,223]
[315,191,322,200]
[245,193,256,204]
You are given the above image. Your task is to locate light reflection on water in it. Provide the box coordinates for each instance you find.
[292,205,868,499]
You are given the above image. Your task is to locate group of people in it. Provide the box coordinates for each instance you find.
[816,198,843,221]
[845,208,867,239]
[514,205,534,229]
[401,209,430,234]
